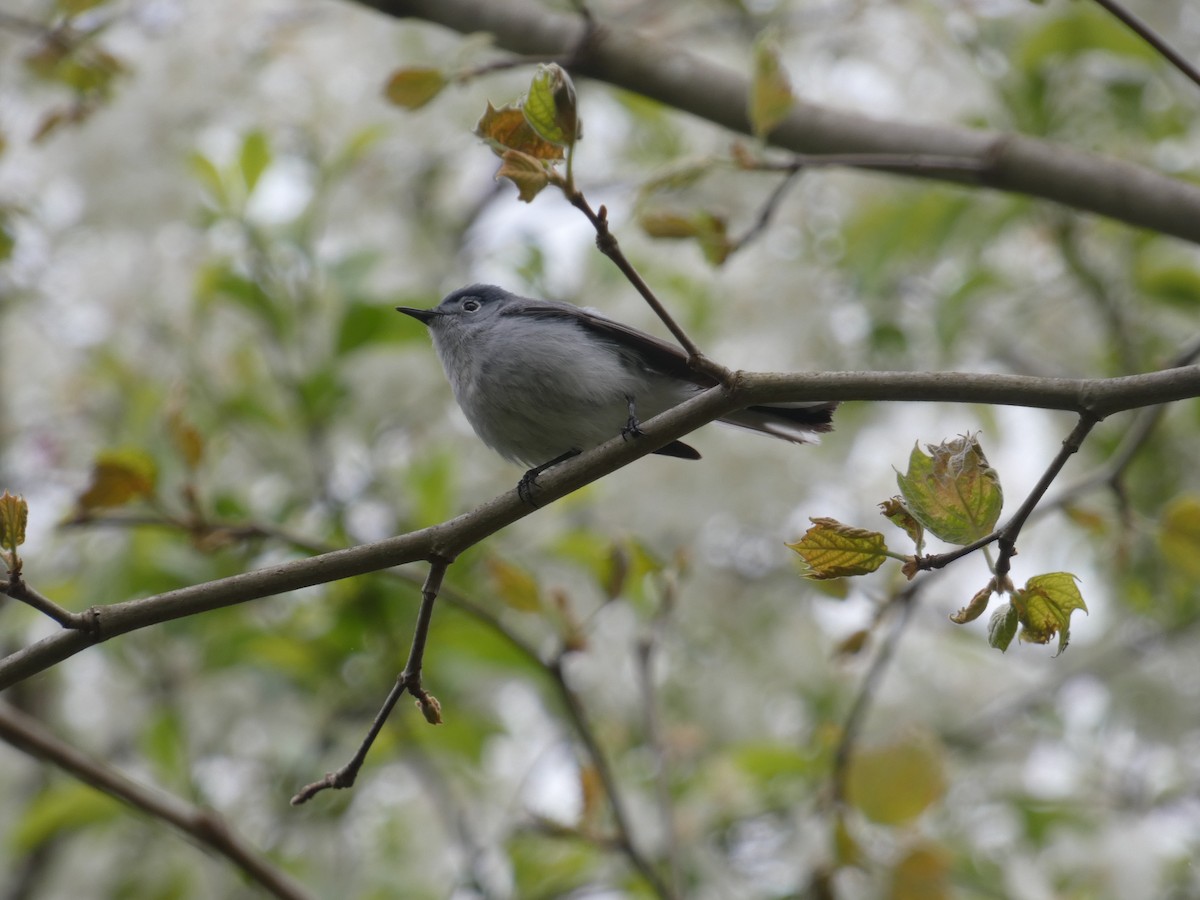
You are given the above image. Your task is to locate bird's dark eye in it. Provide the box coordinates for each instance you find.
[462,298,481,312]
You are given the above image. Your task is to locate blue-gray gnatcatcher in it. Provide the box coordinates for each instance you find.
[397,284,835,491]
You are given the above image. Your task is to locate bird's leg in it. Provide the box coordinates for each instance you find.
[622,395,645,441]
[518,449,581,506]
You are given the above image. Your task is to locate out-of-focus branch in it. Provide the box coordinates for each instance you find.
[356,0,1200,245]
[0,703,313,900]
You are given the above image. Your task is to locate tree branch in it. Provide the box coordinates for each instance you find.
[356,0,1200,245]
[0,703,312,900]
[3,366,1199,690]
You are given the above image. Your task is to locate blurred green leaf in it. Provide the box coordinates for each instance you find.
[846,732,946,825]
[749,28,794,138]
[406,450,456,527]
[0,490,28,553]
[1016,8,1161,74]
[239,130,271,194]
[383,67,447,110]
[187,151,228,208]
[13,783,123,852]
[1160,496,1200,579]
[485,555,543,612]
[336,300,416,354]
[75,448,157,512]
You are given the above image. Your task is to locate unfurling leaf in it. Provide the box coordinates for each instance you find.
[0,491,28,556]
[524,63,580,147]
[486,556,543,612]
[383,67,447,110]
[749,29,795,137]
[988,602,1018,652]
[845,732,946,825]
[76,449,157,511]
[495,149,552,202]
[950,581,994,624]
[1013,572,1087,655]
[787,517,892,579]
[416,693,442,725]
[474,101,564,161]
[880,496,925,552]
[896,435,1003,545]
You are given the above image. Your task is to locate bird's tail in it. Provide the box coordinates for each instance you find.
[720,402,838,443]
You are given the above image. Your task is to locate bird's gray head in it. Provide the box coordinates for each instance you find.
[396,284,515,331]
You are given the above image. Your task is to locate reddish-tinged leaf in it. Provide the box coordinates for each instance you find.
[475,101,564,161]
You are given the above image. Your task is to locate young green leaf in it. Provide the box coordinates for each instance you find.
[1014,572,1087,655]
[523,63,580,147]
[639,210,732,265]
[896,435,1003,545]
[0,491,28,555]
[749,29,794,138]
[988,603,1018,652]
[383,67,447,110]
[787,517,892,579]
[238,130,271,194]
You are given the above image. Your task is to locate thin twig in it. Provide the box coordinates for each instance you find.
[993,414,1099,583]
[2,575,96,631]
[0,702,313,900]
[291,558,449,804]
[1088,0,1200,92]
[563,189,732,382]
[727,168,801,257]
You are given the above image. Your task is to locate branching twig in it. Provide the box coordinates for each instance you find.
[0,703,313,900]
[291,558,448,804]
[2,575,96,631]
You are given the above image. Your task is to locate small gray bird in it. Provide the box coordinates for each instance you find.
[397,284,835,491]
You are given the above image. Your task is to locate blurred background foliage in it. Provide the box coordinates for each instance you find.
[2,0,1200,897]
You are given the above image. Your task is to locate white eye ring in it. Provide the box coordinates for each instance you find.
[462,299,481,312]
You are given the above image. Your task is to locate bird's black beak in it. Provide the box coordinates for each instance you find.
[396,306,444,325]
